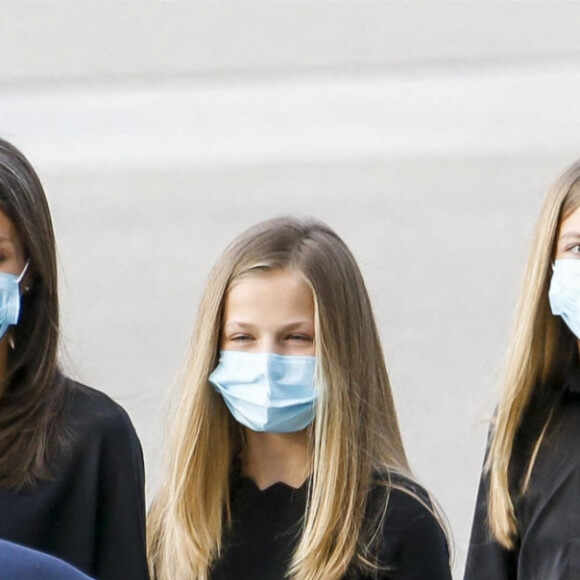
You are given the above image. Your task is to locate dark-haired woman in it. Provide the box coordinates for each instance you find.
[0,138,149,580]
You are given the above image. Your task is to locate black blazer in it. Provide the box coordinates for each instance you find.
[465,367,580,580]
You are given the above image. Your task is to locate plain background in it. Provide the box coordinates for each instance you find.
[2,3,580,577]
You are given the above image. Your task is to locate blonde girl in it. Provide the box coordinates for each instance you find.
[149,216,451,580]
[465,160,580,579]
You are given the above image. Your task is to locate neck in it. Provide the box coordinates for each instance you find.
[242,429,310,490]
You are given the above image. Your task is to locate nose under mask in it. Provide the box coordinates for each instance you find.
[208,350,317,433]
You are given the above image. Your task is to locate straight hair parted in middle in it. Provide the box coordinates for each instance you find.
[148,216,421,580]
[487,160,580,547]
[0,138,71,490]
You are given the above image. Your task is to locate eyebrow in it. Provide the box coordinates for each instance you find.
[559,232,580,241]
[224,320,314,331]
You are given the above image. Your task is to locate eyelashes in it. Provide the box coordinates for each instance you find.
[226,334,313,343]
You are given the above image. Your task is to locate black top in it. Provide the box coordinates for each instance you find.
[0,539,93,580]
[464,366,580,580]
[210,473,451,580]
[0,382,149,580]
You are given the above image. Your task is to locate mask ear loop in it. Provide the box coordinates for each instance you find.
[17,260,30,291]
[7,261,30,350]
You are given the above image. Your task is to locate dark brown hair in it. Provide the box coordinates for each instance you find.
[0,138,71,488]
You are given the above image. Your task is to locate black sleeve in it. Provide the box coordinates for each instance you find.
[377,488,452,580]
[93,407,149,580]
[464,453,518,580]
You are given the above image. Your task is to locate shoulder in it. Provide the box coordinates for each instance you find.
[64,381,142,454]
[69,381,138,429]
[369,471,432,513]
[367,472,451,575]
[376,473,444,538]
[0,539,92,579]
[62,382,145,485]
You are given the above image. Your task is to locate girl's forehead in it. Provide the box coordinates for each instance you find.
[228,267,310,290]
[226,270,312,306]
[559,205,580,235]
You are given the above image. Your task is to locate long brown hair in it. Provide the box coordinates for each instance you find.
[488,159,580,547]
[148,217,426,580]
[0,138,70,488]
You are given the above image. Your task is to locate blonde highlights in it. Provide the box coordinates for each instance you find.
[488,160,580,547]
[148,217,415,579]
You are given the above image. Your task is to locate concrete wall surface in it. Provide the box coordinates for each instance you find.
[1,3,580,578]
[1,3,580,83]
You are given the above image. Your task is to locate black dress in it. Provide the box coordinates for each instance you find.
[464,366,580,580]
[210,473,451,580]
[0,382,149,580]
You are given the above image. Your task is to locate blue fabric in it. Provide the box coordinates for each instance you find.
[0,262,27,340]
[0,540,93,579]
[209,351,317,432]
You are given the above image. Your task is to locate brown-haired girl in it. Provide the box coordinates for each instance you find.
[148,216,451,580]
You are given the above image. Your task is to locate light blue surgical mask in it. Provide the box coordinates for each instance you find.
[549,259,580,339]
[0,261,29,340]
[209,350,317,433]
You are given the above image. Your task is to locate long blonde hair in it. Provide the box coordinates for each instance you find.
[488,160,580,548]
[148,216,415,580]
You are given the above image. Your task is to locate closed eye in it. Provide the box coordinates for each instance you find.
[287,334,313,342]
[230,334,253,342]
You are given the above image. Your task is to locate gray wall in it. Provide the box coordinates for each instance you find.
[2,3,580,577]
[2,3,580,82]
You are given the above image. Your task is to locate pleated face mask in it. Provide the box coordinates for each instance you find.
[549,259,580,339]
[209,350,317,433]
[0,261,29,340]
